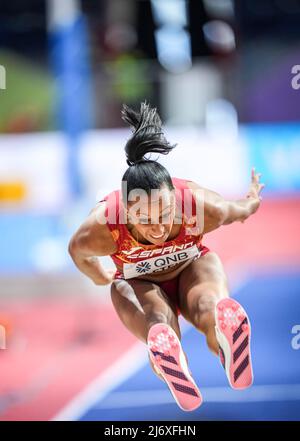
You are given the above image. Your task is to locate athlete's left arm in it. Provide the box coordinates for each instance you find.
[187,168,265,233]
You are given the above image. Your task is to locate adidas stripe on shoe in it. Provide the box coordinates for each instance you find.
[147,323,202,411]
[215,298,253,390]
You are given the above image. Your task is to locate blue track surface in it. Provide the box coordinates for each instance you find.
[79,271,300,421]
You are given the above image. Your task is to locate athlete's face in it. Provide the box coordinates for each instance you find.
[126,186,176,245]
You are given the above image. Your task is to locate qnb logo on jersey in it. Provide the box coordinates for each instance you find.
[136,261,152,274]
[123,245,200,279]
[122,242,195,260]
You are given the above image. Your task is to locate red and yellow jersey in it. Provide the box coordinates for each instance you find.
[99,177,208,279]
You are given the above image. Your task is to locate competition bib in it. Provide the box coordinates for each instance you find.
[123,244,200,279]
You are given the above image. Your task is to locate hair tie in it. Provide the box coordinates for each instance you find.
[126,158,146,167]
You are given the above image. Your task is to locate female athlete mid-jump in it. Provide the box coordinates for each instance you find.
[69,102,264,411]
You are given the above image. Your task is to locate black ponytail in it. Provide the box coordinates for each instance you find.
[121,101,177,201]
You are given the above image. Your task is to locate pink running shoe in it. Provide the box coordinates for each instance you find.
[147,323,202,411]
[215,298,254,390]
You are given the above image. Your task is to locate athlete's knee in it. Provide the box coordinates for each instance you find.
[111,280,142,308]
[111,279,128,297]
[146,310,169,328]
[189,285,227,333]
[192,289,219,325]
[197,292,218,314]
[110,281,118,301]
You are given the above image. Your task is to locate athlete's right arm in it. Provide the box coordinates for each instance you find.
[68,202,118,285]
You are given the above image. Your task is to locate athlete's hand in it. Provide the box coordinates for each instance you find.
[246,167,265,201]
[94,269,116,285]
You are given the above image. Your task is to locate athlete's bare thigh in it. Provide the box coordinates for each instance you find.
[111,278,181,342]
[177,252,229,326]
